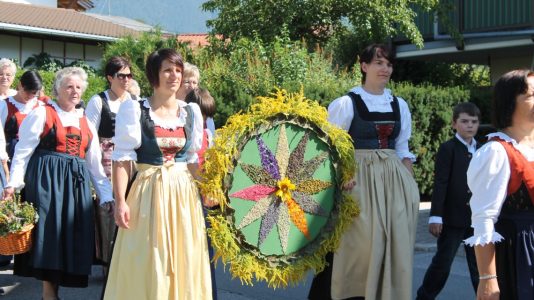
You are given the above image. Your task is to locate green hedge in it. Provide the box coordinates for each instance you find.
[7,33,473,197]
[196,37,360,126]
[99,32,472,196]
[13,70,107,104]
[392,82,470,195]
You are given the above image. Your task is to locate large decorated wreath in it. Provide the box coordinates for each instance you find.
[199,89,358,288]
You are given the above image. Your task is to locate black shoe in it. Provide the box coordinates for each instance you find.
[0,260,10,267]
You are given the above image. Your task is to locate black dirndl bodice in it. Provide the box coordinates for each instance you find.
[495,184,534,300]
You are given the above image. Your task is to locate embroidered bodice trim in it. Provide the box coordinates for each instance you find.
[142,99,187,130]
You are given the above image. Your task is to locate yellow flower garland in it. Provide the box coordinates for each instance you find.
[199,88,359,288]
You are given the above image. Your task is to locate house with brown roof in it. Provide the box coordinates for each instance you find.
[177,33,211,49]
[0,0,154,68]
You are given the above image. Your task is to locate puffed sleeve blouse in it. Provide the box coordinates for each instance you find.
[327,86,416,160]
[85,91,133,129]
[6,101,114,204]
[464,132,534,246]
[0,97,43,161]
[111,98,204,163]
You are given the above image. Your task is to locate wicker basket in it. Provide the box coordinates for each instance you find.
[0,224,34,255]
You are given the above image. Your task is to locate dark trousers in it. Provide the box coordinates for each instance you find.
[416,225,479,300]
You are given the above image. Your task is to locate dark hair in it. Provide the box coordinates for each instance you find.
[452,102,481,122]
[19,70,43,93]
[145,48,184,88]
[492,69,534,129]
[185,88,216,118]
[359,44,395,83]
[104,56,131,81]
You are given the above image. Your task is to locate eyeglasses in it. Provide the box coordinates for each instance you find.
[183,80,198,86]
[114,73,133,80]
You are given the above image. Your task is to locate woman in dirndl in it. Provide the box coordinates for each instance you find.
[465,69,534,300]
[3,66,113,300]
[103,48,213,299]
[308,43,420,300]
[86,56,136,268]
[0,70,44,266]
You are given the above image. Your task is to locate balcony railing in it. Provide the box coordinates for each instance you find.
[407,0,534,40]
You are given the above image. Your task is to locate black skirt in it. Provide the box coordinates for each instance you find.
[495,211,534,300]
[14,150,95,288]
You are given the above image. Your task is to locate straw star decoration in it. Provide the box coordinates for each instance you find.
[230,124,331,253]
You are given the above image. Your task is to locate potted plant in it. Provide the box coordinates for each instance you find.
[0,196,39,255]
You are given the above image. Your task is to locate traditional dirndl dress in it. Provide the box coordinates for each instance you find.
[3,96,41,159]
[0,97,42,265]
[490,138,534,299]
[104,100,212,300]
[14,104,96,287]
[91,91,121,265]
[309,91,419,300]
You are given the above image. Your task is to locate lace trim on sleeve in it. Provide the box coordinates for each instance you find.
[464,232,504,247]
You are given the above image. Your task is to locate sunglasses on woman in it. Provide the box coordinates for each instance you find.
[114,73,133,80]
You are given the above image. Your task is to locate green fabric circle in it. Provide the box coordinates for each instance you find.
[228,123,336,256]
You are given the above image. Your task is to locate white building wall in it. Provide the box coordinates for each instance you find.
[43,40,63,62]
[65,42,83,65]
[0,34,105,69]
[84,44,102,68]
[0,34,20,63]
[21,37,41,65]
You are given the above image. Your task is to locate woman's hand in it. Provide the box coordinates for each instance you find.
[401,157,414,176]
[114,201,130,229]
[202,196,218,208]
[3,187,14,200]
[342,179,356,191]
[477,278,499,300]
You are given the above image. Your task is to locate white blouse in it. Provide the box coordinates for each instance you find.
[85,91,134,130]
[0,122,7,161]
[464,132,534,246]
[206,117,216,136]
[0,88,17,99]
[327,86,415,160]
[0,96,42,126]
[0,97,43,161]
[6,100,113,204]
[112,98,204,163]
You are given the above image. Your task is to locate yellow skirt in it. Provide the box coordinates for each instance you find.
[104,162,212,300]
[331,149,419,300]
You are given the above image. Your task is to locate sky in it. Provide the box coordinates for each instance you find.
[88,0,216,34]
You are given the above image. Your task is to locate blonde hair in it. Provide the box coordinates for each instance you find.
[0,58,16,74]
[183,62,200,82]
[52,67,88,97]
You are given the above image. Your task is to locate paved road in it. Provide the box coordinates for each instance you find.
[0,202,477,299]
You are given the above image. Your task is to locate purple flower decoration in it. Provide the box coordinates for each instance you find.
[256,136,280,180]
[234,126,332,253]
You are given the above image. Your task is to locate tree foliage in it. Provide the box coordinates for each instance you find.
[102,29,193,95]
[202,0,439,48]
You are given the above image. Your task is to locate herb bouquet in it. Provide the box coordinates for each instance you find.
[0,195,38,255]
